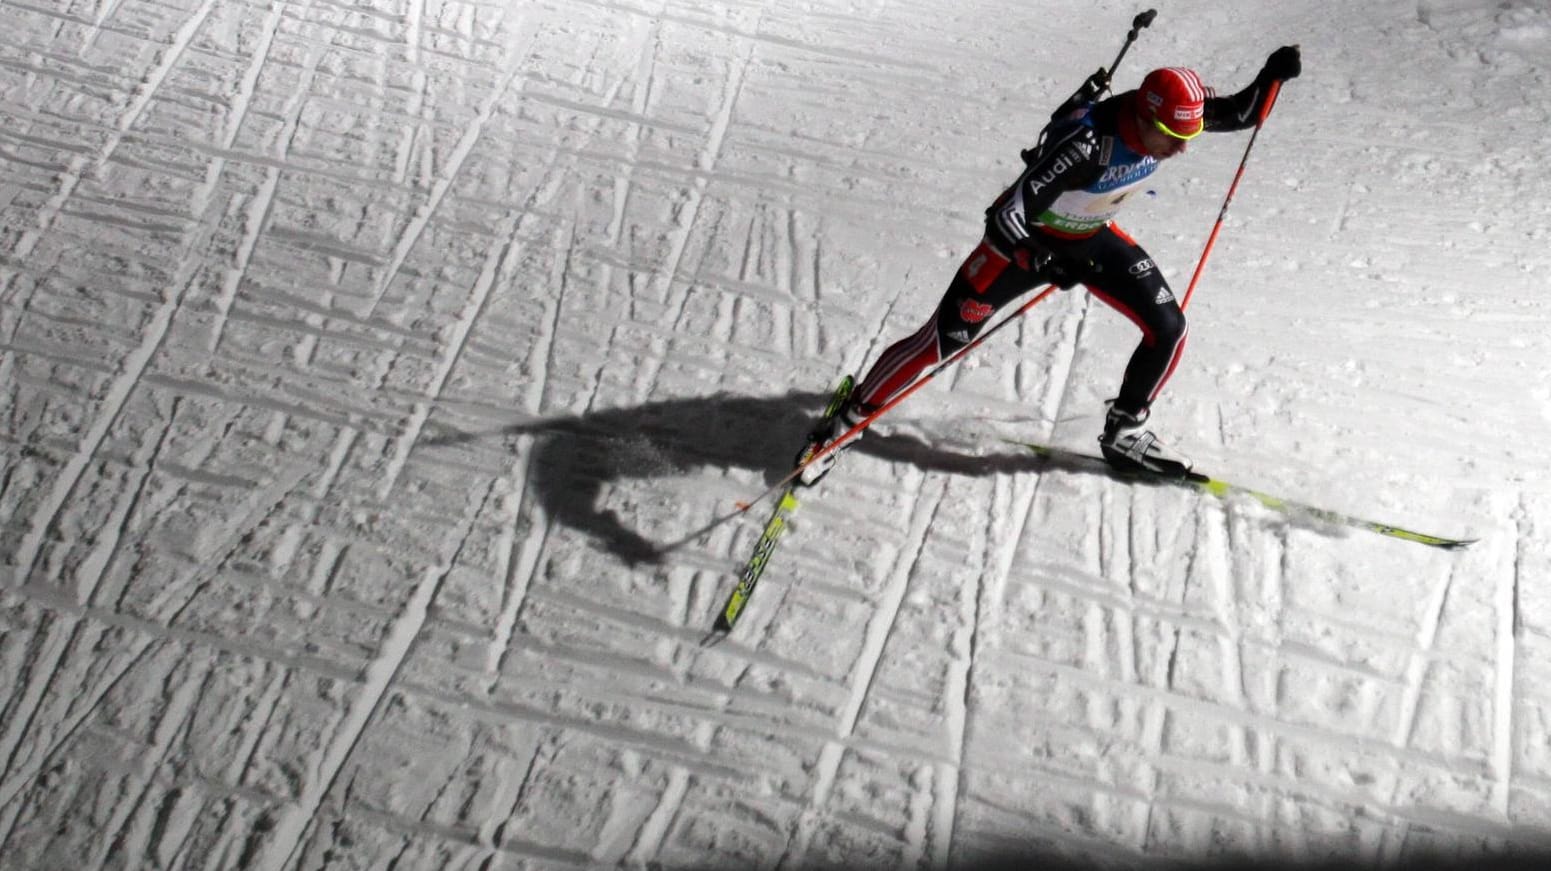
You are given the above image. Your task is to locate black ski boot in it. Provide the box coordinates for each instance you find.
[795,377,867,487]
[1098,404,1192,477]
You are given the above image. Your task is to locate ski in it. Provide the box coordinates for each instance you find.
[710,488,800,636]
[706,376,855,640]
[1010,440,1476,551]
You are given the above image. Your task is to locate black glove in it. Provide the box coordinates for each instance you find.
[1078,67,1111,100]
[1017,242,1087,290]
[1048,67,1111,124]
[1259,45,1301,82]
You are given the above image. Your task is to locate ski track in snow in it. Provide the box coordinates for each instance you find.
[2,0,1551,868]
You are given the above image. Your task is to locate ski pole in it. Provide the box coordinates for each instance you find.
[651,286,1060,556]
[1179,78,1283,311]
[738,284,1062,510]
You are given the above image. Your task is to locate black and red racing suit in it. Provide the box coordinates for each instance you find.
[853,75,1280,418]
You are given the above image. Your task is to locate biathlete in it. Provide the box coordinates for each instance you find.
[800,46,1302,485]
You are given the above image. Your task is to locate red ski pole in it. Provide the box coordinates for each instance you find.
[651,284,1062,556]
[1179,79,1283,312]
[737,283,1062,510]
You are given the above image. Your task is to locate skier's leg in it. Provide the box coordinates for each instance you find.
[798,237,1039,485]
[1082,225,1192,474]
[853,237,1038,409]
[1082,224,1188,415]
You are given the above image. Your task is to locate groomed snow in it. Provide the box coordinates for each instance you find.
[2,0,1550,868]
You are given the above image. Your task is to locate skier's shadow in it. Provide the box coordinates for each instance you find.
[424,391,1084,566]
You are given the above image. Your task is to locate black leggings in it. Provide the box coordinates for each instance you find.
[855,224,1187,416]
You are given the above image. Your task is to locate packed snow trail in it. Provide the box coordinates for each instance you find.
[1,1,1549,869]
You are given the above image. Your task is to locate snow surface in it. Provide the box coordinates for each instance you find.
[1,0,1550,868]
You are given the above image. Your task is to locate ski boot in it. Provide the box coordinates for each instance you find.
[1098,403,1192,478]
[796,377,867,487]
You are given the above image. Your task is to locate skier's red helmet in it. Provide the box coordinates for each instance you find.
[1138,67,1208,139]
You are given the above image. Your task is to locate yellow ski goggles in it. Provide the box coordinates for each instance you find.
[1153,115,1204,141]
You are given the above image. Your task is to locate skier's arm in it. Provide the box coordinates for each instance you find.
[1204,45,1301,132]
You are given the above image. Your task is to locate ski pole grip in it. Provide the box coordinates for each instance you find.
[1257,78,1283,124]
